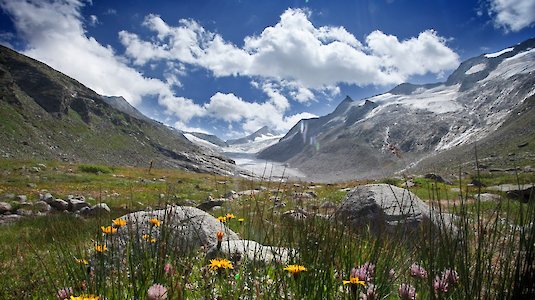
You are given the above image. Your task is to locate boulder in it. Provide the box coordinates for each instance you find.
[335,184,456,233]
[89,203,110,215]
[50,199,68,211]
[424,174,453,185]
[0,214,22,225]
[34,201,51,213]
[41,193,54,204]
[211,239,293,263]
[477,193,501,202]
[0,202,12,214]
[16,195,27,203]
[116,206,240,251]
[16,209,32,216]
[1,193,15,200]
[197,199,225,212]
[68,199,90,212]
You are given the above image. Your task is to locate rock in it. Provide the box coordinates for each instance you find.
[224,190,237,199]
[41,193,54,204]
[293,192,316,200]
[1,193,15,200]
[117,206,240,251]
[197,199,225,211]
[524,166,535,173]
[335,184,456,233]
[50,199,68,211]
[89,203,110,215]
[16,209,33,216]
[403,180,415,188]
[78,207,91,215]
[30,167,40,173]
[68,199,90,212]
[16,195,27,203]
[212,239,294,263]
[424,174,453,185]
[320,201,338,211]
[282,209,309,221]
[27,183,37,188]
[237,190,261,197]
[477,193,501,202]
[0,202,13,214]
[34,201,51,212]
[0,214,22,225]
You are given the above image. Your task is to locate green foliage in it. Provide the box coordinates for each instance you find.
[78,164,113,174]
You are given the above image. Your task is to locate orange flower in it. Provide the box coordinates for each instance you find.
[149,218,161,227]
[95,244,107,253]
[101,226,117,234]
[112,218,127,227]
[216,231,224,241]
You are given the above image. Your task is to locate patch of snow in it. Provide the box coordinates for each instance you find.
[484,48,535,81]
[465,63,486,75]
[225,135,283,154]
[484,47,514,58]
[184,133,222,151]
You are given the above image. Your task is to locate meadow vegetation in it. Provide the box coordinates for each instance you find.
[0,159,533,299]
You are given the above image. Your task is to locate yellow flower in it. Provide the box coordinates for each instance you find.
[95,244,107,253]
[217,216,227,223]
[69,295,99,300]
[343,276,366,286]
[149,218,161,227]
[225,213,235,219]
[208,258,234,270]
[101,226,117,234]
[142,234,157,243]
[238,218,245,223]
[150,238,157,243]
[112,218,127,227]
[75,258,88,265]
[283,264,307,274]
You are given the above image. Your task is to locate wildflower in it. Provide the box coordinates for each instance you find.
[225,213,235,219]
[351,262,375,282]
[112,218,127,227]
[69,295,99,300]
[409,263,428,279]
[342,276,365,286]
[361,284,379,300]
[283,264,307,274]
[216,231,224,241]
[238,218,245,223]
[164,263,175,275]
[142,234,157,243]
[217,216,227,223]
[147,283,167,300]
[433,275,449,294]
[208,258,234,271]
[149,218,161,227]
[94,244,107,253]
[75,258,88,265]
[56,287,73,299]
[100,226,117,234]
[398,283,416,300]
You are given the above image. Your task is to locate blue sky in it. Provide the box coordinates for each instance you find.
[1,0,534,139]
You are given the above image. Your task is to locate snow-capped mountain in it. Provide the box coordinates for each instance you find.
[258,37,535,181]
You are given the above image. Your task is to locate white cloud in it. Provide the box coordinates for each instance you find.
[120,8,460,99]
[0,0,205,123]
[487,0,535,32]
[88,14,98,26]
[203,92,316,133]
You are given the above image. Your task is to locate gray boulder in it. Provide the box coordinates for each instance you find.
[0,214,22,225]
[335,184,456,233]
[41,193,54,204]
[16,208,33,216]
[211,239,293,263]
[116,206,240,251]
[0,202,12,214]
[1,193,15,200]
[16,195,27,203]
[50,199,68,211]
[89,203,110,215]
[34,201,51,213]
[477,193,501,202]
[68,199,90,212]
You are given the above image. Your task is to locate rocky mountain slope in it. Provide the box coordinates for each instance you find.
[0,45,235,175]
[258,38,535,181]
[226,126,279,145]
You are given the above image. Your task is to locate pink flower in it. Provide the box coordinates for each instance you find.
[351,262,376,282]
[164,263,175,275]
[409,263,428,279]
[361,284,379,300]
[433,275,449,293]
[147,283,167,300]
[398,283,416,300]
[442,269,459,286]
[56,287,73,299]
[388,268,396,279]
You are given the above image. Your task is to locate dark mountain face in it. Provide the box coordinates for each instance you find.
[0,45,235,175]
[101,96,153,123]
[259,38,535,182]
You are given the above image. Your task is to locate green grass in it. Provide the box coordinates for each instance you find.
[0,159,533,299]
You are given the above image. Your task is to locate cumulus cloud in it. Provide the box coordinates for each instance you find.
[487,0,535,32]
[120,8,460,99]
[0,0,205,123]
[204,92,316,133]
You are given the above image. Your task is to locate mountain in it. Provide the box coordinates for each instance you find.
[184,132,228,148]
[226,126,278,145]
[258,37,535,181]
[101,95,152,123]
[0,45,235,175]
